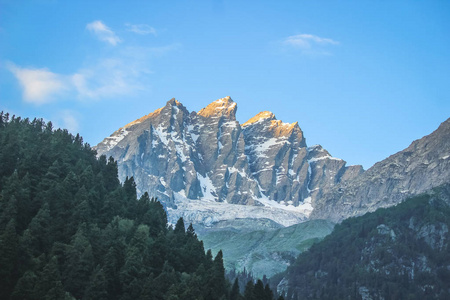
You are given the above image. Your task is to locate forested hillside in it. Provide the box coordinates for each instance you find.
[0,113,242,300]
[276,184,450,300]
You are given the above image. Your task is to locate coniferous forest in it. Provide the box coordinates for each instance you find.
[0,113,279,300]
[275,186,450,300]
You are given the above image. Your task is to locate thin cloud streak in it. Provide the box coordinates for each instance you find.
[125,23,157,36]
[282,34,339,55]
[86,20,121,46]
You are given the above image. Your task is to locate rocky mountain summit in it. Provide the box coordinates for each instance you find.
[95,97,361,226]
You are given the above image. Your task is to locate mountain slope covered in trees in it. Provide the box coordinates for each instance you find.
[0,113,235,300]
[275,184,450,300]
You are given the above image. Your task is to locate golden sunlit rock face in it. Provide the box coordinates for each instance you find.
[270,120,302,139]
[242,111,276,126]
[197,96,237,119]
[243,111,304,140]
[121,107,164,130]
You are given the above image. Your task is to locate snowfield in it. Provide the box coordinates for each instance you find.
[167,192,311,227]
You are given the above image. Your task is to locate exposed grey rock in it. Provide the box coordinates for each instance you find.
[376,224,396,241]
[418,223,448,250]
[95,97,358,225]
[306,144,363,205]
[242,111,308,205]
[96,96,449,227]
[310,118,450,222]
[358,286,373,300]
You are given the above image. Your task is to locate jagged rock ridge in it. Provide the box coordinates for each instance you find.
[310,117,450,222]
[95,97,361,225]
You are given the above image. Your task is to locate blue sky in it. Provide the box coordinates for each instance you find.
[1,0,449,169]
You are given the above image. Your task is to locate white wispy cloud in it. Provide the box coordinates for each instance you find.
[86,20,121,46]
[7,63,69,104]
[8,20,180,104]
[8,44,180,103]
[282,34,339,55]
[72,57,145,99]
[125,23,157,36]
[144,44,182,56]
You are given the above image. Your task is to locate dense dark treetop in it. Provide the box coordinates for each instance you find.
[0,112,279,300]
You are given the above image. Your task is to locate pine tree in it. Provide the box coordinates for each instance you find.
[63,227,95,299]
[0,194,17,230]
[104,157,120,192]
[138,274,156,300]
[84,266,108,300]
[103,246,122,298]
[153,262,179,299]
[253,280,266,300]
[244,280,255,300]
[174,217,186,235]
[147,198,168,237]
[44,280,67,300]
[206,250,227,299]
[11,270,38,300]
[34,256,64,299]
[230,278,241,300]
[186,223,196,237]
[27,202,51,255]
[265,283,274,300]
[0,219,19,299]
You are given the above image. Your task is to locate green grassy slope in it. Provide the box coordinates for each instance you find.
[198,219,334,278]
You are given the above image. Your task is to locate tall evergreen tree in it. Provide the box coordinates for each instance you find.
[11,270,38,300]
[206,250,227,299]
[34,256,65,299]
[230,278,241,300]
[253,280,267,300]
[84,266,109,300]
[244,280,255,300]
[0,219,19,299]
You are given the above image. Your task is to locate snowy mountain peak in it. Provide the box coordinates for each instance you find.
[96,96,364,227]
[163,98,187,113]
[197,96,237,119]
[159,98,190,122]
